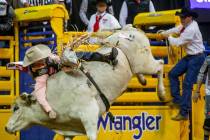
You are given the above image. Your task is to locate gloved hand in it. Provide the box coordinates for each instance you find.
[157,30,169,40]
[160,32,169,39]
[193,91,201,103]
[48,110,57,119]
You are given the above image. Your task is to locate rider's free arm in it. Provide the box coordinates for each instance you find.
[6,61,28,72]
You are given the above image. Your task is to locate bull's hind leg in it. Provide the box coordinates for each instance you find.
[80,100,99,140]
[156,60,165,101]
[142,59,165,101]
[136,73,147,86]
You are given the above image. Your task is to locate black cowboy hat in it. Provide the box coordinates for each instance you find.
[175,7,198,18]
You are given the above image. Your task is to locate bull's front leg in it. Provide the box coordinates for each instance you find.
[156,60,165,101]
[79,99,99,140]
[139,58,166,101]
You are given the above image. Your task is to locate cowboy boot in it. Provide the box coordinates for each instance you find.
[90,48,118,66]
[171,113,188,121]
[167,101,180,109]
[101,47,118,66]
[108,47,118,66]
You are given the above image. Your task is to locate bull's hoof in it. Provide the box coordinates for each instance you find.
[136,75,147,86]
[157,90,166,101]
[141,79,147,86]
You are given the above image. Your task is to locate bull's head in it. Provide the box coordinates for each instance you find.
[5,93,37,134]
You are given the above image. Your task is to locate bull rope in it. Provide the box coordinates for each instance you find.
[157,30,176,64]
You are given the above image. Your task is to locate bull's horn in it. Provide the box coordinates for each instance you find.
[20,92,29,100]
[28,94,36,103]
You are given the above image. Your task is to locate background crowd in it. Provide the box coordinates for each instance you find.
[2,0,210,42]
[2,0,185,31]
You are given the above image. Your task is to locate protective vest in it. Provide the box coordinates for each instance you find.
[126,0,150,24]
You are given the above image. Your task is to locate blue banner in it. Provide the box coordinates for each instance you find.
[190,0,210,9]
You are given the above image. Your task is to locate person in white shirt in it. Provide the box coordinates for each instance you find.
[80,0,114,28]
[161,8,205,121]
[87,0,121,32]
[119,0,155,27]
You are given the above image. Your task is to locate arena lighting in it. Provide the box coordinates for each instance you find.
[190,0,210,9]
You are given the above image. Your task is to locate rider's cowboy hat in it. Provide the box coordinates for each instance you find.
[23,44,51,67]
[175,7,198,18]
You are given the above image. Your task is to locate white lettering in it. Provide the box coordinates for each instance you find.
[196,0,210,3]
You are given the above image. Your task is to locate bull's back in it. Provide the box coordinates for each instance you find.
[45,47,132,117]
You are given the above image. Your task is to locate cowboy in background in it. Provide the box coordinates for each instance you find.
[87,0,120,32]
[79,0,114,30]
[161,8,205,121]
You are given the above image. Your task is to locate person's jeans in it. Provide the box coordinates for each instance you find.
[169,53,205,117]
[76,52,105,62]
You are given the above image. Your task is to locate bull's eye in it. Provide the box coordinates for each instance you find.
[13,106,19,112]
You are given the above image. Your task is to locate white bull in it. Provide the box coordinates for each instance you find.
[5,26,165,140]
